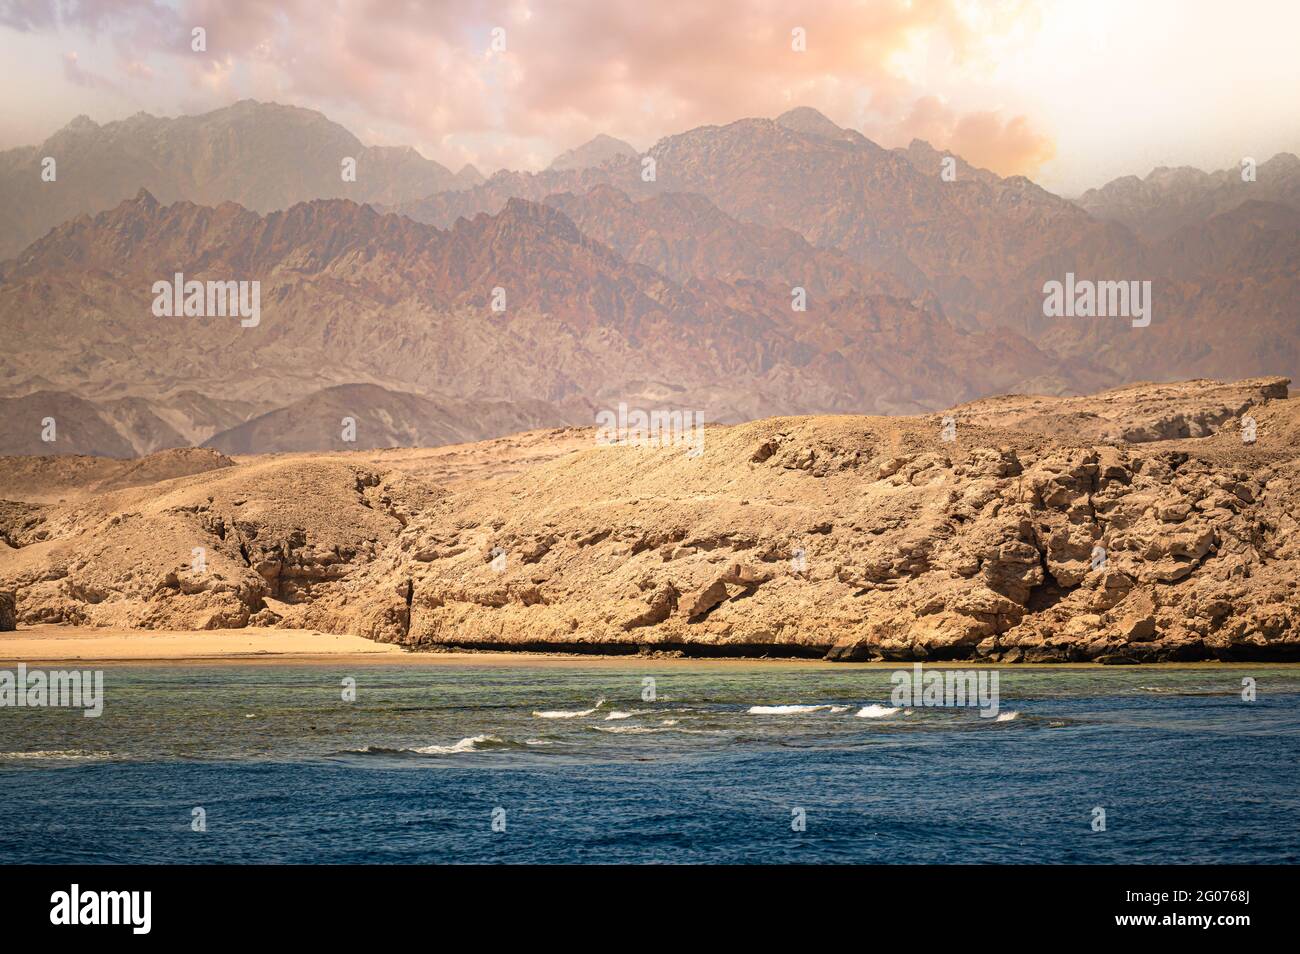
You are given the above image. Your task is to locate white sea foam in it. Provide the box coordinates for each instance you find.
[532,699,605,719]
[604,710,635,720]
[0,749,112,761]
[994,711,1020,722]
[411,734,505,754]
[747,704,849,715]
[594,724,718,736]
[593,725,660,734]
[856,704,901,718]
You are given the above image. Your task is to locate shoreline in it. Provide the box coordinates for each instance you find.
[0,625,1293,669]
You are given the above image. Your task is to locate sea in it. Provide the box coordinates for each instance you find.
[1,662,1297,864]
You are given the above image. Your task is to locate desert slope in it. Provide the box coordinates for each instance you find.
[1,378,1296,662]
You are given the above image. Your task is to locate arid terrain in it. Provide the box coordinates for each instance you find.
[2,107,1297,662]
[3,103,1298,458]
[2,376,1295,663]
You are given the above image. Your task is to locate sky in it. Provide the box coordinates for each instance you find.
[1,0,1297,195]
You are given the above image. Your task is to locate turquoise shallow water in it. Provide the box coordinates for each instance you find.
[1,664,1297,863]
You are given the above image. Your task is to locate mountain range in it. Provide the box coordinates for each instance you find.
[0,100,484,262]
[1,100,1296,456]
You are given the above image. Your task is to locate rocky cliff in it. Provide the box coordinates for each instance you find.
[1,377,1295,662]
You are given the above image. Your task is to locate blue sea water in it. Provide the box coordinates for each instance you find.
[1,663,1297,864]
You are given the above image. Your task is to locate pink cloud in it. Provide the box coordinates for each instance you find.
[886,95,1056,177]
[18,0,1053,173]
[62,50,117,89]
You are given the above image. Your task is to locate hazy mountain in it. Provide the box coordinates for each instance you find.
[2,102,1296,457]
[1075,152,1300,240]
[0,391,137,457]
[1025,200,1300,384]
[395,108,1115,334]
[547,134,638,172]
[455,163,486,187]
[394,109,1299,382]
[204,384,579,454]
[0,387,267,457]
[0,100,479,260]
[0,188,1095,454]
[893,138,1001,186]
[541,184,914,297]
[774,106,865,143]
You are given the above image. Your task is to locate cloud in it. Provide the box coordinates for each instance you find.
[62,50,116,90]
[11,0,1050,173]
[885,95,1056,177]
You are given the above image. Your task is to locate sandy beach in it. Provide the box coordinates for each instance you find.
[1,624,1288,669]
[0,624,410,666]
[0,624,842,668]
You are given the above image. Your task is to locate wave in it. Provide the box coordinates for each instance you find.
[592,724,719,736]
[532,699,605,719]
[747,704,850,715]
[604,710,635,720]
[994,711,1020,722]
[856,704,901,718]
[412,734,510,754]
[345,734,524,756]
[593,725,661,734]
[0,749,113,761]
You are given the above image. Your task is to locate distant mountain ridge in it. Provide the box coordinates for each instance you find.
[0,100,482,260]
[1,101,1296,456]
[203,384,584,454]
[0,187,1094,454]
[1076,152,1300,239]
[547,134,638,172]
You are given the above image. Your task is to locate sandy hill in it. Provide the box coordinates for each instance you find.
[1,378,1296,662]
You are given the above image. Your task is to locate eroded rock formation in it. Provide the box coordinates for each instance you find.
[1,378,1296,661]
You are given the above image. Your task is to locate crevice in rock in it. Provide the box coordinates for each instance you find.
[1026,578,1078,614]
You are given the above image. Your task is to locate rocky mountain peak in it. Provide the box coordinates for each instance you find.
[775,106,847,139]
[547,133,639,172]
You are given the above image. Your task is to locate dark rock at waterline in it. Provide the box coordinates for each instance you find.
[0,590,16,631]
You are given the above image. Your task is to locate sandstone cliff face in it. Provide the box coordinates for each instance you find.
[308,377,1297,663]
[0,456,438,631]
[3,378,1293,662]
